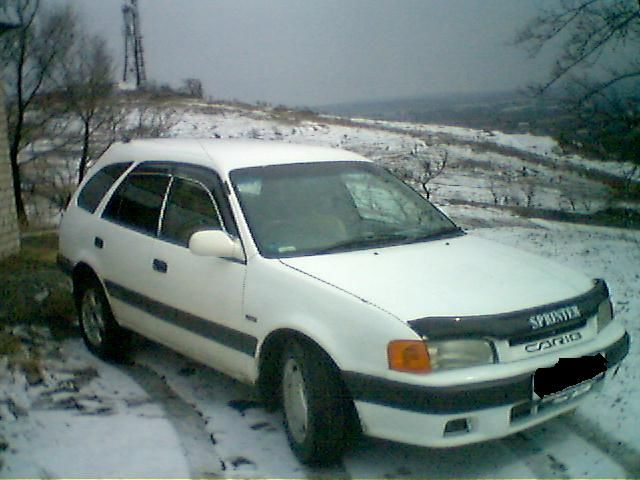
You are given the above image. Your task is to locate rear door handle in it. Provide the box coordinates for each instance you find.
[152,259,168,273]
[94,237,104,249]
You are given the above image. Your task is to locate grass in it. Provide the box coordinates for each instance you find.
[1,232,57,272]
[0,231,77,337]
[0,330,22,356]
[0,231,77,386]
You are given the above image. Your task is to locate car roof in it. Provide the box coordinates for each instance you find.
[97,138,370,175]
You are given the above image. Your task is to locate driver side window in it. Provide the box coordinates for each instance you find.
[160,177,222,247]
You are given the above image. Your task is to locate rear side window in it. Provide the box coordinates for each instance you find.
[103,173,170,235]
[77,163,132,213]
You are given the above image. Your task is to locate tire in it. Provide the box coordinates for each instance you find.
[281,339,353,466]
[77,278,130,361]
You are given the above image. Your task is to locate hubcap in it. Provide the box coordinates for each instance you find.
[282,357,308,445]
[82,289,105,347]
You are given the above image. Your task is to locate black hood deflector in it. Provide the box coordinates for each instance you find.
[409,279,608,342]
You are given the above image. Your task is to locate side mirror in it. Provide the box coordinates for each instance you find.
[189,230,244,261]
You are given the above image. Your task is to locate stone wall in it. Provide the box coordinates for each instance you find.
[0,81,20,259]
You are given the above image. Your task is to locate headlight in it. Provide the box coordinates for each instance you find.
[597,299,614,333]
[387,338,496,374]
[427,339,495,370]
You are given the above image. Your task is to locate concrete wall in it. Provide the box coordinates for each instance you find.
[0,81,20,259]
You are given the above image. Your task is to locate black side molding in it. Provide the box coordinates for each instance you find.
[104,280,258,357]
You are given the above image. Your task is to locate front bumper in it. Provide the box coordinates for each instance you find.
[346,331,629,448]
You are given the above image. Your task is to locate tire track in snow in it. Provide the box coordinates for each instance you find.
[121,362,225,478]
[130,342,351,478]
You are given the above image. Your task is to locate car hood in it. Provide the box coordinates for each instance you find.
[279,233,593,321]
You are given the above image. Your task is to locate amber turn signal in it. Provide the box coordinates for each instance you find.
[387,340,431,373]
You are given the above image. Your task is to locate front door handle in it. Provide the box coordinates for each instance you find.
[94,237,104,249]
[152,259,168,273]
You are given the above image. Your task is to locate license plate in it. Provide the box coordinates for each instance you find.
[539,376,600,406]
[534,354,607,400]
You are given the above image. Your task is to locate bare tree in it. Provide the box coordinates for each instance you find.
[410,148,448,200]
[516,0,639,165]
[60,33,116,183]
[0,0,77,225]
[488,178,500,205]
[389,146,448,200]
[127,105,178,138]
[183,78,203,98]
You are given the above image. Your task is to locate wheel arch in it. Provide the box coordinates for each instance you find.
[71,262,102,307]
[261,328,362,464]
[257,329,311,408]
[256,328,356,414]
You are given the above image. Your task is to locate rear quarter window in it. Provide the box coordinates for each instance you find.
[77,163,132,213]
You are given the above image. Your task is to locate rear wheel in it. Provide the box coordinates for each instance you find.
[281,340,354,466]
[78,279,130,361]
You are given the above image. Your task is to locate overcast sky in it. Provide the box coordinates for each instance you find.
[56,0,557,107]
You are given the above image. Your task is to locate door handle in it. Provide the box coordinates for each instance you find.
[94,237,104,249]
[152,259,168,273]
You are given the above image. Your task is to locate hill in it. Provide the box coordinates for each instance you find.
[19,94,640,230]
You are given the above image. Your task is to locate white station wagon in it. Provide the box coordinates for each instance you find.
[58,139,629,465]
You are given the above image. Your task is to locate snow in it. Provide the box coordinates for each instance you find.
[349,117,640,183]
[162,104,638,217]
[0,341,192,477]
[2,102,638,477]
[24,100,640,227]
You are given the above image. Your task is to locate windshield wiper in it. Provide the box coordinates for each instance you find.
[311,227,464,256]
[312,232,412,255]
[404,226,465,243]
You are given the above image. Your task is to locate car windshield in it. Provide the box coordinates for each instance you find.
[230,161,462,258]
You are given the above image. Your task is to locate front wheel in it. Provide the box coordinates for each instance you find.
[78,279,130,361]
[281,340,354,466]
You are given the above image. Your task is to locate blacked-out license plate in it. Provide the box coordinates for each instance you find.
[534,354,607,400]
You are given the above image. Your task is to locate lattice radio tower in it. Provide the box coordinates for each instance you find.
[122,0,146,87]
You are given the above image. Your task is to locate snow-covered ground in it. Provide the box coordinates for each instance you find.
[165,104,637,216]
[21,100,640,225]
[349,117,640,184]
[1,221,638,478]
[2,102,638,477]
